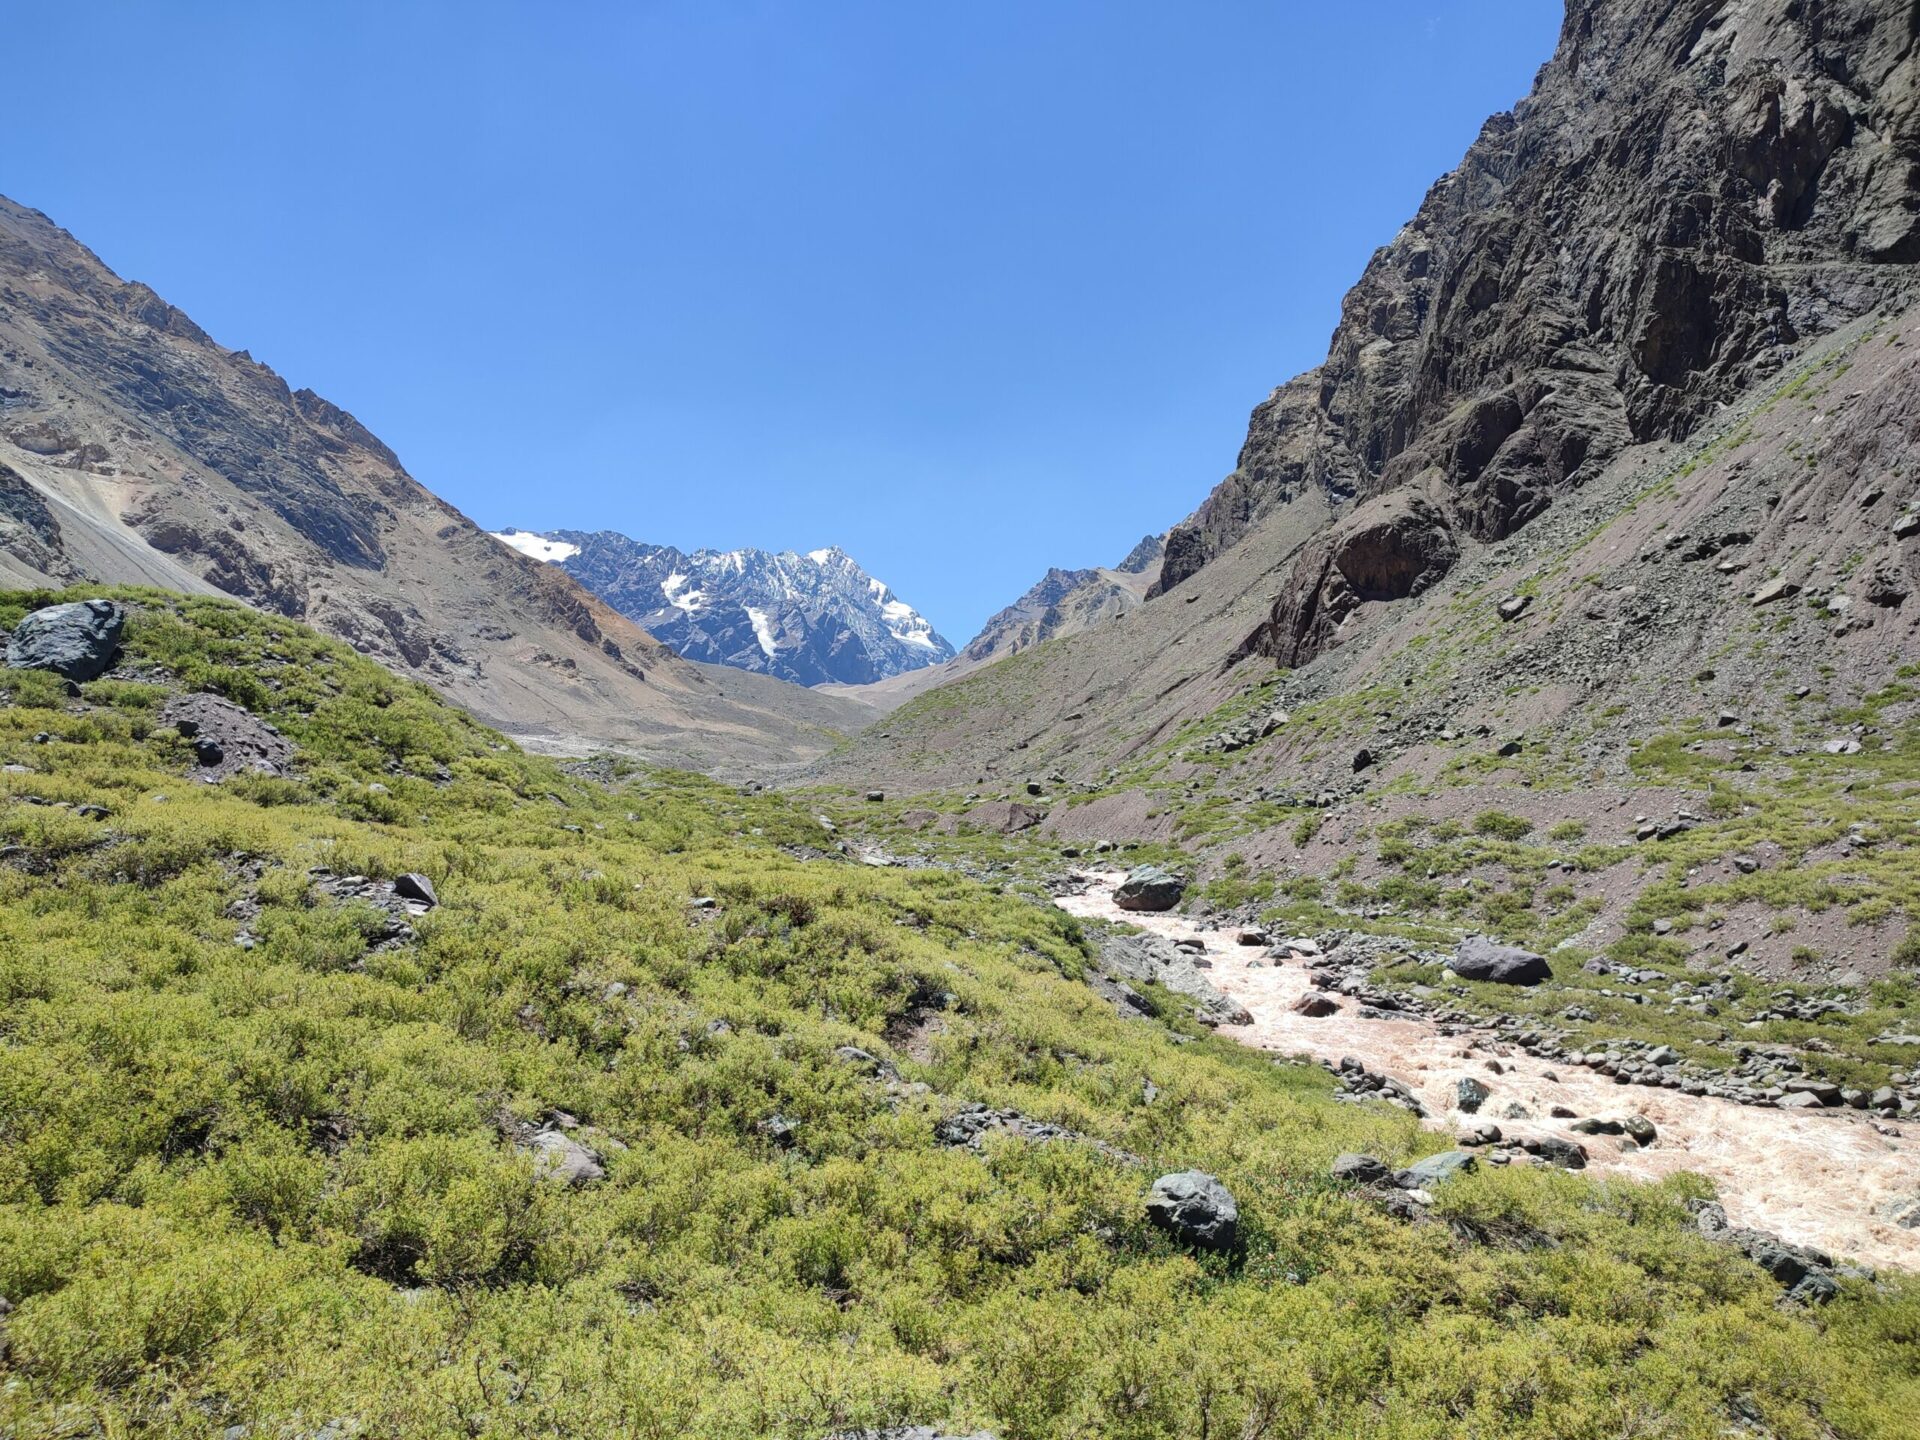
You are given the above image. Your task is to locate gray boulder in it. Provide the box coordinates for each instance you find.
[1397,1150,1476,1188]
[1455,1077,1491,1113]
[1114,865,1185,912]
[1146,1170,1238,1251]
[1452,935,1551,986]
[6,598,125,681]
[394,872,438,908]
[522,1127,606,1186]
[1329,1152,1389,1185]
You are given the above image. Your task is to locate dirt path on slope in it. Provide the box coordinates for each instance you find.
[1056,872,1920,1270]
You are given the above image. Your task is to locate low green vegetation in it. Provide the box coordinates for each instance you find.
[1,589,1918,1439]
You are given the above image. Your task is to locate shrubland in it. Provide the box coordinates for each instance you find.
[1,588,1917,1439]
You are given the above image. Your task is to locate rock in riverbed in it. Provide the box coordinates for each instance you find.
[1113,865,1185,912]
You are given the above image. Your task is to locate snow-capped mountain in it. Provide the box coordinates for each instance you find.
[491,529,956,686]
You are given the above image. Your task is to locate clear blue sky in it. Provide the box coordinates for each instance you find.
[8,2,1561,643]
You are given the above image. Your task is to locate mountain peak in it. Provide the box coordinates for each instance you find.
[493,529,955,686]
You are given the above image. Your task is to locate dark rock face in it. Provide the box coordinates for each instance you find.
[1453,935,1553,986]
[1155,0,1920,666]
[5,598,124,680]
[1113,865,1186,912]
[1145,1170,1239,1251]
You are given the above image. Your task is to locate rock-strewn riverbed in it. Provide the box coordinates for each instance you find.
[1057,871,1920,1270]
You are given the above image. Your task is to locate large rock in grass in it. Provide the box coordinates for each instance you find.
[521,1127,606,1186]
[1452,935,1551,986]
[5,598,124,681]
[1113,865,1185,912]
[1146,1170,1238,1251]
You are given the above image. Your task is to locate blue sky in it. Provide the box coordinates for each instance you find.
[8,3,1561,643]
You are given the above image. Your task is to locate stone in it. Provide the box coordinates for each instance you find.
[522,1127,605,1186]
[4,598,125,681]
[1750,578,1801,605]
[1496,594,1531,622]
[1894,512,1920,540]
[1352,747,1375,771]
[1520,1136,1588,1169]
[1451,935,1551,986]
[1329,1152,1389,1184]
[393,872,438,907]
[1398,1150,1476,1188]
[865,790,885,802]
[1291,993,1338,1018]
[1455,1077,1491,1113]
[1145,1170,1238,1251]
[1113,865,1186,912]
[1622,1115,1657,1145]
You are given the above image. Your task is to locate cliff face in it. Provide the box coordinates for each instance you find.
[1155,0,1920,664]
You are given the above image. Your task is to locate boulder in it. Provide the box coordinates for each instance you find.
[1397,1151,1475,1188]
[1113,865,1186,912]
[1329,1152,1389,1185]
[1291,993,1338,1018]
[394,872,438,908]
[1145,1170,1238,1251]
[1455,1077,1491,1113]
[1452,935,1551,986]
[522,1127,606,1186]
[961,799,1045,834]
[5,598,125,681]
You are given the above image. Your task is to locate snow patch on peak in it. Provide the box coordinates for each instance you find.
[744,606,779,657]
[490,530,580,564]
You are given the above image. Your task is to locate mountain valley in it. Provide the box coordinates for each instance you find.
[5,1,1920,1436]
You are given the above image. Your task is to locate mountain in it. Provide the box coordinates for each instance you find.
[822,0,1920,795]
[960,534,1162,665]
[493,529,955,686]
[0,194,873,773]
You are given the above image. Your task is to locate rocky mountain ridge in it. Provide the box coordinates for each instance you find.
[495,529,955,686]
[0,194,872,773]
[1154,0,1920,670]
[959,534,1162,665]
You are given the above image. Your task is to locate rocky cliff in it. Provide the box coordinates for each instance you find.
[1155,0,1920,666]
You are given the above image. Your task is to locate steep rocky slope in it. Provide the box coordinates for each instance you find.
[960,534,1162,665]
[827,0,1920,791]
[0,195,870,772]
[1156,0,1919,669]
[495,529,954,685]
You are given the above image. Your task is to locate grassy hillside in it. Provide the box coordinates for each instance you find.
[1,589,1916,1439]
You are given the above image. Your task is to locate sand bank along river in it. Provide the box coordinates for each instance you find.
[1056,871,1920,1270]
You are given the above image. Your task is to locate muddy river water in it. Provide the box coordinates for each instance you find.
[1056,871,1920,1269]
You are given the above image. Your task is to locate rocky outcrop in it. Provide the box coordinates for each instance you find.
[1145,1170,1239,1250]
[1155,0,1920,670]
[5,597,123,680]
